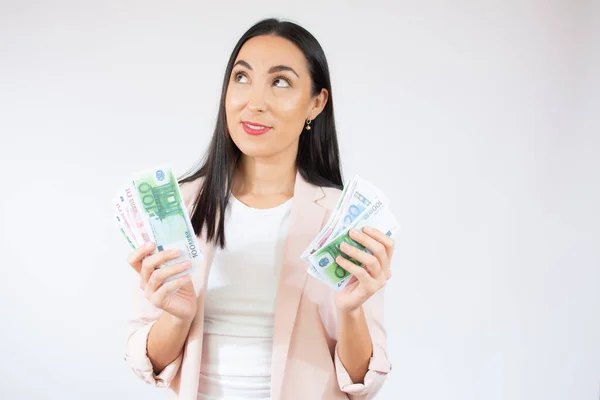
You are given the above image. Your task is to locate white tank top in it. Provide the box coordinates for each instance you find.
[197,195,292,400]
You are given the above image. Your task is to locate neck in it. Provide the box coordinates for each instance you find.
[233,151,297,198]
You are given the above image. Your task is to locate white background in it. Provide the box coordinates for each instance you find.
[1,1,599,399]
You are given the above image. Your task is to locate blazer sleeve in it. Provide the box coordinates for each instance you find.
[123,180,200,387]
[333,287,391,400]
[123,285,184,387]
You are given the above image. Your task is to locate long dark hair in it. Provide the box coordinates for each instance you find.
[179,18,343,248]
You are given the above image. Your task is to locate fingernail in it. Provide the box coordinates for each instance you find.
[145,241,153,249]
[363,227,373,233]
[182,261,192,268]
[340,242,349,251]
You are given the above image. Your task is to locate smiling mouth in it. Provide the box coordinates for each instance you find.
[241,121,272,135]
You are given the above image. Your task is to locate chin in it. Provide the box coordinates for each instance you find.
[238,146,279,158]
[232,138,277,158]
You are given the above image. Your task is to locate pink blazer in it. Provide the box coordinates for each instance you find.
[124,171,391,399]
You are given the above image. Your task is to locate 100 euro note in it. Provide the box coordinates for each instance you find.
[127,166,202,281]
[307,196,399,290]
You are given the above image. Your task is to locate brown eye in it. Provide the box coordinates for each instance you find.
[273,77,291,88]
[234,71,248,83]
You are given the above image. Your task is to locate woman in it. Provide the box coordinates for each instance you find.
[124,18,395,400]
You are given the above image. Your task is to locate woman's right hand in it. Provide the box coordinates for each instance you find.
[127,242,197,322]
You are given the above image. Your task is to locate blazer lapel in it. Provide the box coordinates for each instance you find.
[270,172,327,399]
[177,228,216,400]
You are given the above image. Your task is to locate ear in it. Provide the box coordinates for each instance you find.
[308,88,329,120]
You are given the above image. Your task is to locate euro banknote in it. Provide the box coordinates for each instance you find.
[300,175,358,261]
[114,198,139,248]
[113,166,202,281]
[301,175,386,260]
[303,176,399,290]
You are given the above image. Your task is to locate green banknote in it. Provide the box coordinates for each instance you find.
[132,166,202,280]
[307,197,399,290]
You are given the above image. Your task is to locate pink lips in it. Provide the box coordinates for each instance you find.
[242,121,271,135]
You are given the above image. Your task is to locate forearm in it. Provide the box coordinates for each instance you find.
[337,306,373,383]
[147,312,192,374]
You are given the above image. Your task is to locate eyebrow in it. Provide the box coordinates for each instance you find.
[233,60,299,78]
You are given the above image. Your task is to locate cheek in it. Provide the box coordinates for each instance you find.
[225,86,246,114]
[270,92,309,134]
[273,92,306,115]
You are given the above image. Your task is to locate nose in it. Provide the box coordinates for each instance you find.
[247,83,267,113]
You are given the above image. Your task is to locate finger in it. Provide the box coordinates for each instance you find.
[146,260,192,294]
[335,255,375,287]
[349,228,389,268]
[140,248,181,288]
[363,227,395,259]
[127,241,156,274]
[344,275,358,288]
[339,242,382,278]
[363,228,395,280]
[150,274,192,307]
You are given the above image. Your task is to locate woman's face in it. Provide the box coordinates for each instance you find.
[225,35,327,159]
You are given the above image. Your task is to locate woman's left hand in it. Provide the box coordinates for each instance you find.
[334,227,395,314]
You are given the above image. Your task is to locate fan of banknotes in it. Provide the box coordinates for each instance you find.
[113,166,202,282]
[301,175,400,291]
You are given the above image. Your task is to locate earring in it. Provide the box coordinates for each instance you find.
[305,118,312,130]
